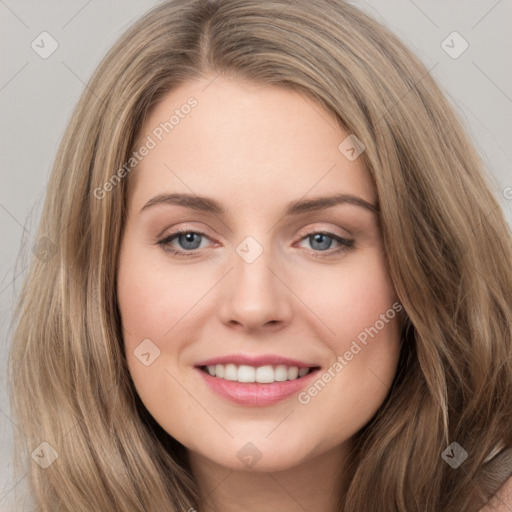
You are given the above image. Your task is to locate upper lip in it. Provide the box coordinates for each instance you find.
[194,354,319,369]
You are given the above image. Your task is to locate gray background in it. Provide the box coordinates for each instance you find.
[1,0,511,509]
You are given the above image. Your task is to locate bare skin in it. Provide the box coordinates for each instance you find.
[117,75,403,511]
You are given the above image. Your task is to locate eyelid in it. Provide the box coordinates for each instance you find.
[295,222,351,239]
[155,221,212,240]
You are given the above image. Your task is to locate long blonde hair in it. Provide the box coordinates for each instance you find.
[9,0,512,510]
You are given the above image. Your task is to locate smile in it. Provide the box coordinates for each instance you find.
[194,355,321,407]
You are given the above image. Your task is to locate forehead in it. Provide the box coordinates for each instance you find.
[127,76,376,215]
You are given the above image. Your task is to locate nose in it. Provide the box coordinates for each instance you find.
[218,240,293,333]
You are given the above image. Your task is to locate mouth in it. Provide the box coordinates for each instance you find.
[193,356,322,407]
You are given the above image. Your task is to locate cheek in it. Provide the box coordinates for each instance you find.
[294,249,401,421]
[117,242,202,345]
[298,251,401,440]
[302,249,398,346]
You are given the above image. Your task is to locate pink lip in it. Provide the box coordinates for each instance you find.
[195,366,321,407]
[194,354,317,368]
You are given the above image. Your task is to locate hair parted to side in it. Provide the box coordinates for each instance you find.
[9,0,512,510]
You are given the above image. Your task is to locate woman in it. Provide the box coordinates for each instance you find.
[9,0,512,510]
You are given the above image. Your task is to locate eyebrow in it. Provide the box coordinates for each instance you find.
[140,192,379,216]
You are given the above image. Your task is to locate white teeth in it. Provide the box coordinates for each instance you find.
[298,367,309,377]
[237,365,256,383]
[255,365,274,383]
[287,366,299,380]
[215,364,224,378]
[203,363,314,383]
[224,363,238,381]
[274,365,289,382]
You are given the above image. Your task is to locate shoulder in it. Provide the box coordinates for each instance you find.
[479,475,512,512]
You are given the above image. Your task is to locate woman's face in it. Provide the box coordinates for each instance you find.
[117,76,402,472]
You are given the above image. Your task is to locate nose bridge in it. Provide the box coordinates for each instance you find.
[233,233,279,300]
[218,233,292,329]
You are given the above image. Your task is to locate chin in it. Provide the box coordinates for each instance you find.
[187,434,316,473]
[221,450,306,473]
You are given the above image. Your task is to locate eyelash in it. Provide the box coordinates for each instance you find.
[157,227,355,258]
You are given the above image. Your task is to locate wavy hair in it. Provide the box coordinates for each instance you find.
[9,0,512,510]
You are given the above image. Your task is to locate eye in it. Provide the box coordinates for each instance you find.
[157,228,211,257]
[296,231,355,256]
[157,228,355,258]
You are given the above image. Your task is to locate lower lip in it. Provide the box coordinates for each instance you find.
[195,367,320,407]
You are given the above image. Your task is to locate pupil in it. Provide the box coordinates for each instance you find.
[312,233,331,250]
[180,232,201,250]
